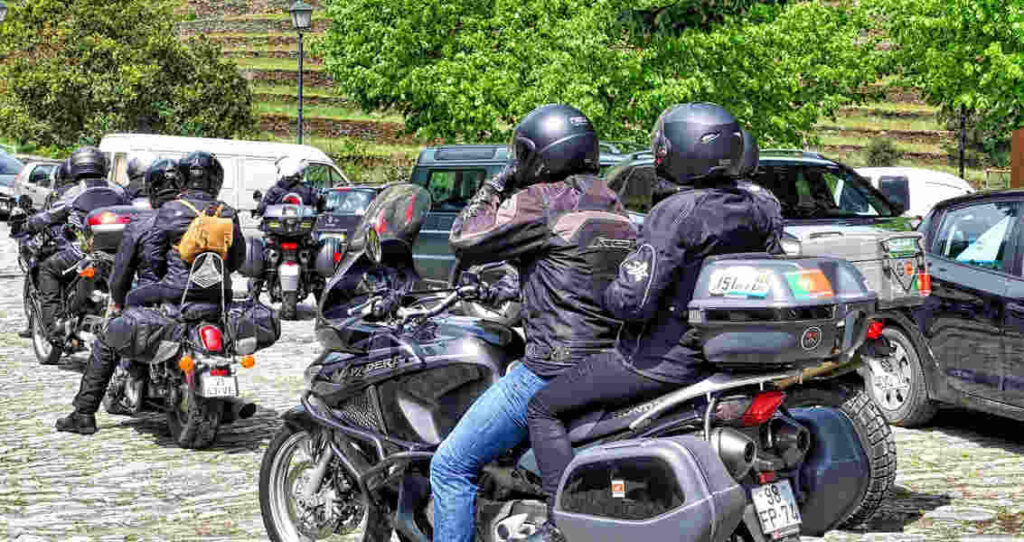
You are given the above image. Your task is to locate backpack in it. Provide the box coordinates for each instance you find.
[175,199,235,264]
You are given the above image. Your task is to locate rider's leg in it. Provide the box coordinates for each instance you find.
[56,335,119,435]
[429,363,547,542]
[37,250,80,339]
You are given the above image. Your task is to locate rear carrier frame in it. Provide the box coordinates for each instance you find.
[688,254,877,368]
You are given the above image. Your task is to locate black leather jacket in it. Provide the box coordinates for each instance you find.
[450,174,637,377]
[144,190,247,297]
[27,178,127,238]
[256,179,322,216]
[603,178,785,383]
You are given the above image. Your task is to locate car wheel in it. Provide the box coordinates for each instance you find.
[864,324,937,427]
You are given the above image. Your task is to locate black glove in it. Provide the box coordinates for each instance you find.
[478,273,519,306]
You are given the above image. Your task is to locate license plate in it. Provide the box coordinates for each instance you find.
[708,266,772,298]
[751,480,801,538]
[199,375,237,398]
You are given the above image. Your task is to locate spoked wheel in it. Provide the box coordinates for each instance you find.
[785,384,896,530]
[864,325,937,427]
[166,383,221,449]
[30,304,61,365]
[260,425,389,542]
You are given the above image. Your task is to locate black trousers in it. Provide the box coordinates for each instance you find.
[125,283,185,308]
[526,350,677,509]
[72,335,119,415]
[37,248,82,332]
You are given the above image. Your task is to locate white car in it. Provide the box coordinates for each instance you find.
[11,160,59,212]
[856,167,974,218]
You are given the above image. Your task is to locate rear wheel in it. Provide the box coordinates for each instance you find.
[31,306,61,365]
[864,325,937,427]
[785,384,896,529]
[281,291,299,320]
[166,383,221,449]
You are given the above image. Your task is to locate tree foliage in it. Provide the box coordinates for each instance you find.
[0,0,257,150]
[317,0,880,146]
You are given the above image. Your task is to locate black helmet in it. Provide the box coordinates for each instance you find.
[68,146,108,181]
[509,104,600,189]
[179,151,224,196]
[651,103,743,186]
[740,128,760,177]
[145,159,183,208]
[126,152,156,183]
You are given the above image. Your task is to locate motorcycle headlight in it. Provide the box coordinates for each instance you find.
[780,238,802,255]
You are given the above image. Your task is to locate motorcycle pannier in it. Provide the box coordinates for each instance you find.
[103,307,185,362]
[226,299,281,354]
[240,236,265,278]
[688,255,877,367]
[553,436,746,542]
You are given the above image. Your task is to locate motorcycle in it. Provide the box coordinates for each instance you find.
[247,190,325,320]
[258,184,897,542]
[13,201,145,365]
[101,251,272,449]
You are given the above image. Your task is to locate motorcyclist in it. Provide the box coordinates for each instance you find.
[126,151,245,308]
[431,104,637,542]
[524,103,785,541]
[254,156,324,216]
[124,151,157,201]
[55,159,184,435]
[25,147,128,347]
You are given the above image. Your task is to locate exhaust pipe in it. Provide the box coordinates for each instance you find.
[708,427,756,480]
[221,397,257,424]
[766,417,811,468]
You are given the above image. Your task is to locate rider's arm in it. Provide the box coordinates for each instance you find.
[110,224,141,307]
[449,185,550,266]
[144,206,173,279]
[602,195,699,322]
[26,185,79,233]
[225,214,246,273]
[255,184,283,216]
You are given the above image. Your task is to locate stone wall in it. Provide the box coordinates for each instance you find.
[259,113,415,144]
[185,0,322,18]
[176,17,329,36]
[243,68,333,87]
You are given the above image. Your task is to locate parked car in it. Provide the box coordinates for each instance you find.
[0,153,25,218]
[857,167,974,219]
[892,190,1024,426]
[314,185,384,244]
[99,133,350,213]
[11,160,57,212]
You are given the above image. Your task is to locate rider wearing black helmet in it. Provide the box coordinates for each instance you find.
[524,104,784,541]
[124,151,157,201]
[431,104,637,542]
[56,159,185,435]
[126,151,245,308]
[26,147,127,346]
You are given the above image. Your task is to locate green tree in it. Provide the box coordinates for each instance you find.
[316,0,880,145]
[0,0,257,150]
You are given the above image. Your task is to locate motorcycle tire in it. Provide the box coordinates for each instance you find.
[784,383,896,529]
[30,307,61,366]
[166,384,221,449]
[259,424,391,542]
[281,291,298,321]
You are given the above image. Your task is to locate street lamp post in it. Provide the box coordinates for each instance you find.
[289,1,313,145]
[0,1,8,23]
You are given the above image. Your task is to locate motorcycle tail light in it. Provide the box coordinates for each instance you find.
[865,320,885,340]
[78,266,96,278]
[209,367,230,377]
[741,391,786,427]
[199,325,223,353]
[758,471,777,484]
[333,252,342,264]
[281,242,299,251]
[87,211,131,226]
[283,195,302,205]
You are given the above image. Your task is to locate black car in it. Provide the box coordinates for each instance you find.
[894,190,1024,425]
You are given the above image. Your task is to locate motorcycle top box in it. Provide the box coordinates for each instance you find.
[85,205,151,252]
[262,202,317,237]
[688,254,877,367]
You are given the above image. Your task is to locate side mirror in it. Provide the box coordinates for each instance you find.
[252,190,263,203]
[366,227,382,266]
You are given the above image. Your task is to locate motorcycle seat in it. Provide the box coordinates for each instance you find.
[179,301,223,322]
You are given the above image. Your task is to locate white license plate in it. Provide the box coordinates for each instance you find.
[708,266,772,298]
[751,480,801,538]
[199,375,237,398]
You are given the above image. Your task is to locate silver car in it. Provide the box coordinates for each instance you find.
[0,153,25,218]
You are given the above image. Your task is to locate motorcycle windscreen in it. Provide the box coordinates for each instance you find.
[317,184,432,323]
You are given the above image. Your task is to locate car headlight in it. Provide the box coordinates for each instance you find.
[780,238,802,255]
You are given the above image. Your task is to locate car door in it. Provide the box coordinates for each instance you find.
[920,199,1020,401]
[997,203,1024,406]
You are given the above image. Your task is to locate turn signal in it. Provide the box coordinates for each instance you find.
[741,391,786,426]
[917,272,932,297]
[179,355,195,374]
[78,266,96,279]
[241,355,256,369]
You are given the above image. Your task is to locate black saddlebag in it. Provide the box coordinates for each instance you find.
[226,299,281,354]
[103,306,185,362]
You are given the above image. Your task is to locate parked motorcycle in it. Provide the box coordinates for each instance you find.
[247,190,325,320]
[13,202,146,365]
[257,184,896,542]
[101,251,276,449]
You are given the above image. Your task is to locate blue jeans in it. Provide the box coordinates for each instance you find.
[430,363,548,542]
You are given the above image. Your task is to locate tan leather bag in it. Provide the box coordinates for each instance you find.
[175,199,234,264]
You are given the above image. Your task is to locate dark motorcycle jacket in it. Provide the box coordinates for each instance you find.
[256,178,321,216]
[108,211,163,307]
[603,178,785,383]
[450,173,637,377]
[27,178,128,238]
[144,189,247,299]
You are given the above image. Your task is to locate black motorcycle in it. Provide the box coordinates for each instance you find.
[247,190,328,320]
[258,184,896,542]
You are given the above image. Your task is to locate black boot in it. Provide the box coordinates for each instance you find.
[55,411,97,435]
[526,521,566,542]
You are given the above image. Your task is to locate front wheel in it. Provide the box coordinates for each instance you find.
[259,425,389,542]
[863,325,937,428]
[166,384,221,449]
[281,291,299,320]
[31,307,61,365]
[785,384,896,529]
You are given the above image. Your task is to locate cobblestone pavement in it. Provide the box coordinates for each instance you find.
[2,222,1024,541]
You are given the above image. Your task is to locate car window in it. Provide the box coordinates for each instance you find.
[305,163,332,189]
[424,169,486,212]
[325,189,376,215]
[932,201,1021,272]
[878,176,910,213]
[30,165,54,187]
[0,155,24,176]
[752,165,893,219]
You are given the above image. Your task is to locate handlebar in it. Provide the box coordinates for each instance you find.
[345,285,478,322]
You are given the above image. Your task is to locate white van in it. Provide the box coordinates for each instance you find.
[99,133,350,211]
[856,167,974,218]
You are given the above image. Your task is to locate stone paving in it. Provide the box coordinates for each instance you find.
[1,222,1024,541]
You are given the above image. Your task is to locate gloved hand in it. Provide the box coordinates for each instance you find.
[484,164,517,198]
[478,273,520,307]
